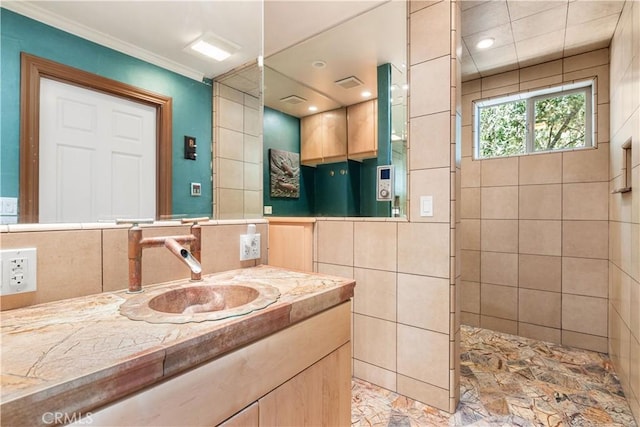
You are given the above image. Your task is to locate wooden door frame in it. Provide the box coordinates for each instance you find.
[19,52,172,223]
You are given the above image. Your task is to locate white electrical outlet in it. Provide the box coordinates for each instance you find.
[239,234,261,261]
[1,248,37,295]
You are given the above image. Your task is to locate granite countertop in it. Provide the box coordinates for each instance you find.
[0,265,355,426]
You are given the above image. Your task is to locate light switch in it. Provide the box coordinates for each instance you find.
[420,196,433,217]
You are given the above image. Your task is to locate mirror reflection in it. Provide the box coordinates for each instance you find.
[262,1,407,217]
[0,1,261,224]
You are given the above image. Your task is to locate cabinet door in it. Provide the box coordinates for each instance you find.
[218,403,258,427]
[301,113,323,164]
[347,99,377,159]
[322,108,347,161]
[259,343,351,426]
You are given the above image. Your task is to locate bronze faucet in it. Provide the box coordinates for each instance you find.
[116,217,208,293]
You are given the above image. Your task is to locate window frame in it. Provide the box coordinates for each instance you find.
[474,80,595,160]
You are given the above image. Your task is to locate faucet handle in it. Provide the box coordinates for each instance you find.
[116,218,155,227]
[181,217,210,225]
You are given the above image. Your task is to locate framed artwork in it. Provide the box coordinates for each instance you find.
[269,149,300,198]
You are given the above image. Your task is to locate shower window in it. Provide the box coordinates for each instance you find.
[475,80,594,159]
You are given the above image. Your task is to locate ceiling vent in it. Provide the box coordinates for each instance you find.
[280,95,307,105]
[335,76,363,89]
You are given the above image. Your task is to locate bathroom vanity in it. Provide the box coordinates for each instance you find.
[0,266,355,426]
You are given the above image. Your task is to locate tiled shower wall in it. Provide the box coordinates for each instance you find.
[460,48,611,353]
[313,0,463,413]
[608,0,639,421]
[213,82,262,219]
[0,221,267,311]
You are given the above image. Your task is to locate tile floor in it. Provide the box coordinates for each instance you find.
[352,325,637,427]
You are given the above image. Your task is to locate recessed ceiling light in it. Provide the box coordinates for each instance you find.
[312,60,327,69]
[361,90,372,98]
[308,106,318,112]
[186,33,240,62]
[476,38,495,49]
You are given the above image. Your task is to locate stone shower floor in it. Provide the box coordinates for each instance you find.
[351,325,637,427]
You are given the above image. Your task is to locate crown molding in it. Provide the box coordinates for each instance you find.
[2,2,205,82]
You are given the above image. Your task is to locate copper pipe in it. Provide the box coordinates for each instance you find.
[127,226,143,293]
[164,238,202,275]
[189,223,202,281]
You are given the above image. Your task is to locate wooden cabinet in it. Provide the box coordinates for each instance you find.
[347,99,378,160]
[259,343,351,426]
[81,302,352,427]
[268,218,314,272]
[301,108,347,165]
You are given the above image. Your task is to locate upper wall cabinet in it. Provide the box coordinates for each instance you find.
[301,108,347,166]
[347,99,377,160]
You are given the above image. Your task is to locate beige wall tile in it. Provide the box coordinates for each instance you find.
[563,146,609,183]
[481,283,517,320]
[563,182,609,220]
[563,294,608,336]
[481,70,519,91]
[398,223,450,278]
[519,220,562,256]
[217,97,244,132]
[461,188,481,218]
[410,168,451,223]
[354,268,397,322]
[481,252,518,287]
[317,263,354,279]
[410,56,451,117]
[481,220,518,253]
[563,48,609,73]
[462,125,473,158]
[218,159,244,190]
[353,360,396,391]
[354,222,397,271]
[397,325,450,389]
[1,230,103,306]
[398,273,450,333]
[461,157,481,188]
[462,79,481,95]
[481,157,519,186]
[202,224,257,274]
[218,83,243,103]
[243,163,261,191]
[244,191,262,218]
[519,289,561,328]
[519,153,563,184]
[397,375,450,412]
[518,323,561,344]
[243,105,260,137]
[461,219,480,250]
[244,134,261,164]
[563,220,608,259]
[461,250,480,282]
[519,184,562,220]
[217,128,244,161]
[461,280,480,313]
[410,112,452,170]
[317,221,354,266]
[218,189,244,219]
[480,315,518,335]
[519,60,563,82]
[481,186,518,219]
[461,312,480,326]
[410,0,451,64]
[562,330,608,353]
[563,257,608,298]
[354,314,396,371]
[519,254,561,292]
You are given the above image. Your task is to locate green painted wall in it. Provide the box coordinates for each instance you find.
[0,9,212,218]
[314,161,360,217]
[262,107,313,216]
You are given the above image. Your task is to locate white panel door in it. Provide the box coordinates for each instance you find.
[39,78,156,223]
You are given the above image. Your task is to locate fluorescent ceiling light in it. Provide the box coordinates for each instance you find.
[187,33,240,62]
[476,38,494,49]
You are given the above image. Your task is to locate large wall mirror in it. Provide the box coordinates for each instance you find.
[0,1,261,224]
[262,1,407,218]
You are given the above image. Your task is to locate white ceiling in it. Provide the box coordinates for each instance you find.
[2,0,625,114]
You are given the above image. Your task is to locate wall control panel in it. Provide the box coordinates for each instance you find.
[376,165,395,202]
